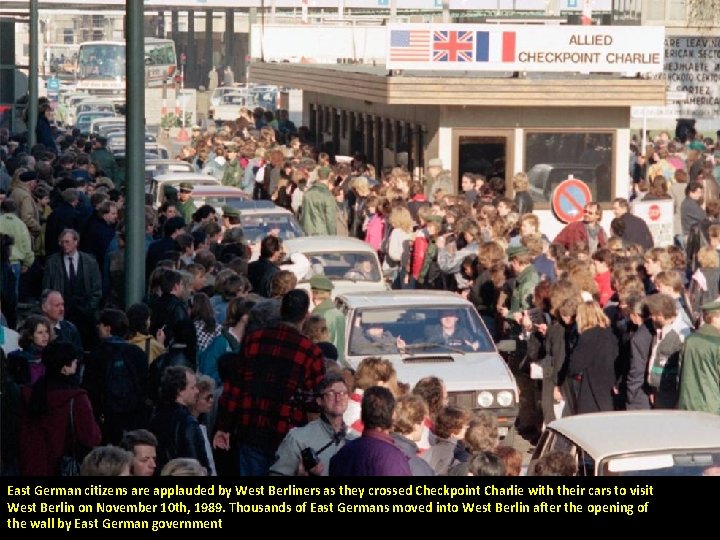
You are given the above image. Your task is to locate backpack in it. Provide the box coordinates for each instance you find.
[104,345,144,414]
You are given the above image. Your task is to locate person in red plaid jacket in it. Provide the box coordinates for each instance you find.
[213,289,326,475]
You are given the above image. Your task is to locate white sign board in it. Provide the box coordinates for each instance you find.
[663,35,720,119]
[632,199,674,248]
[386,24,664,72]
[251,25,387,63]
[631,105,681,119]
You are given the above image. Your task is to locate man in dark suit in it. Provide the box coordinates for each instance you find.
[40,289,83,354]
[611,197,654,250]
[80,200,118,269]
[146,216,185,279]
[42,228,102,348]
[45,188,80,257]
[247,235,283,298]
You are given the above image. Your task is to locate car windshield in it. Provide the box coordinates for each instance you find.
[349,306,494,356]
[238,214,303,243]
[303,252,381,283]
[600,450,720,476]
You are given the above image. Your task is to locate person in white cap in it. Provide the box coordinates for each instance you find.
[424,158,452,201]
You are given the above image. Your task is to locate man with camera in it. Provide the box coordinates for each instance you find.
[270,373,350,476]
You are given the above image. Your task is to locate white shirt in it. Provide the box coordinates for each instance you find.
[64,251,79,278]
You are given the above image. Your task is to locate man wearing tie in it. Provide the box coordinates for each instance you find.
[43,228,102,348]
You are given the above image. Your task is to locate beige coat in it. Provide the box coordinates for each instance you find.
[10,179,41,239]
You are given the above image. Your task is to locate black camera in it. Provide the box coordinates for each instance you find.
[301,447,319,472]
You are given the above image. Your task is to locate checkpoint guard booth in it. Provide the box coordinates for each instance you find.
[250,24,666,239]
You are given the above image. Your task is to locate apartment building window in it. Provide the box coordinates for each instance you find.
[63,29,74,44]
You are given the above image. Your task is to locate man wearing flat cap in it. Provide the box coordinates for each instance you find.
[423,157,452,201]
[221,205,241,228]
[499,245,539,326]
[678,299,720,414]
[10,170,42,240]
[176,182,196,225]
[310,275,345,362]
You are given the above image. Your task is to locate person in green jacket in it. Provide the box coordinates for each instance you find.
[90,136,119,185]
[678,300,720,415]
[309,275,345,362]
[300,167,337,236]
[500,245,540,326]
[176,182,196,225]
[221,143,244,188]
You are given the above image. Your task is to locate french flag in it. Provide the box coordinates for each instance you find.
[475,31,516,63]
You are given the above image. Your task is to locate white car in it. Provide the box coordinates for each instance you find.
[209,90,254,122]
[230,204,304,261]
[282,236,387,298]
[337,290,519,431]
[144,160,196,188]
[529,410,720,476]
[187,185,249,212]
[150,173,221,208]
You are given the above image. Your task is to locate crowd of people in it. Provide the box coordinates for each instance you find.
[0,105,719,477]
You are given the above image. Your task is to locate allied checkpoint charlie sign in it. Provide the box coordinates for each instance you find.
[386,24,665,72]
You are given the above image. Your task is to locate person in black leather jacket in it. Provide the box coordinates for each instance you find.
[512,172,534,216]
[150,366,210,473]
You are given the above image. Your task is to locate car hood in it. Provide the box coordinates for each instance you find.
[347,351,517,392]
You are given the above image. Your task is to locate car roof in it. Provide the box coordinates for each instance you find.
[338,290,473,309]
[146,159,192,167]
[548,410,720,460]
[190,185,247,196]
[283,235,376,253]
[153,173,220,183]
[234,206,294,216]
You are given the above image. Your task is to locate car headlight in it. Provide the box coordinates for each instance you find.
[477,391,494,408]
[497,390,514,408]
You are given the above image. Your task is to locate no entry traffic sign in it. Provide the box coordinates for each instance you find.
[552,176,592,223]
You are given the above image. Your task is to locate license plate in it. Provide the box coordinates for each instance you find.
[499,427,509,437]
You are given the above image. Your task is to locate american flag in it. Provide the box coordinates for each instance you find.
[433,30,474,62]
[389,30,431,62]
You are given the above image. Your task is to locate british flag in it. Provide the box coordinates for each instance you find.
[433,30,474,62]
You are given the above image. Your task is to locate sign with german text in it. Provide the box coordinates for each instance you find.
[663,35,720,119]
[386,24,664,72]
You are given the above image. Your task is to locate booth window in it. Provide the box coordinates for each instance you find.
[524,131,614,205]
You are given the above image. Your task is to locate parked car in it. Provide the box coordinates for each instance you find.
[337,290,519,432]
[232,205,304,261]
[209,90,253,122]
[150,173,221,208]
[144,159,195,188]
[75,110,116,134]
[89,116,125,135]
[187,185,249,211]
[529,410,720,476]
[283,236,386,298]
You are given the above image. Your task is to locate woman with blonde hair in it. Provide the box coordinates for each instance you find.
[567,301,618,414]
[512,171,533,215]
[384,205,414,288]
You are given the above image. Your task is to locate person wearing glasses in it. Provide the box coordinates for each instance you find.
[270,372,350,476]
[552,202,608,255]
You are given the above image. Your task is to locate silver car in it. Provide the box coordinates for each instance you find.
[337,290,519,431]
[529,410,720,476]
